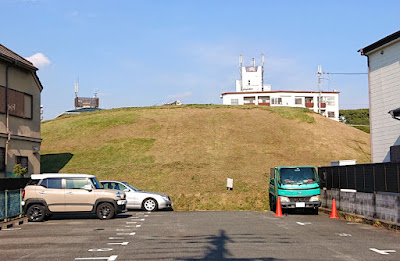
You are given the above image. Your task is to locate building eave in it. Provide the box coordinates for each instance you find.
[358,30,400,56]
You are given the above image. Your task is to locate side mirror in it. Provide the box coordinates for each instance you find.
[123,188,130,192]
[83,184,93,191]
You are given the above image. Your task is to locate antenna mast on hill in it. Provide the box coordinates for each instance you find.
[239,54,243,91]
[74,78,79,98]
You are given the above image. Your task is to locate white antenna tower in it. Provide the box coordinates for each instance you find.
[239,54,243,91]
[74,78,79,98]
[251,58,255,67]
[261,54,265,90]
[94,89,99,98]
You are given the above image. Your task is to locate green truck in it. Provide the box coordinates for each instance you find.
[269,166,321,214]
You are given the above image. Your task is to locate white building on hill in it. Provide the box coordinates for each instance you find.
[221,55,340,121]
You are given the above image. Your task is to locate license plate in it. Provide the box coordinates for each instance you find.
[296,202,305,208]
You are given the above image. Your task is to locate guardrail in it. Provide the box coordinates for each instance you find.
[0,189,23,221]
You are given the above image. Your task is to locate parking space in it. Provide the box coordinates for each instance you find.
[0,211,399,260]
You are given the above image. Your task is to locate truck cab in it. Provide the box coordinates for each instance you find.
[269,166,321,214]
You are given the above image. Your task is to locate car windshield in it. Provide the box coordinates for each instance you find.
[122,182,138,191]
[90,177,103,189]
[279,167,317,185]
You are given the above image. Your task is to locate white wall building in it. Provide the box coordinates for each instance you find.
[221,55,340,121]
[359,30,400,163]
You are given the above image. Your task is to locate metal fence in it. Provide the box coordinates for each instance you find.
[0,189,23,221]
[318,163,400,193]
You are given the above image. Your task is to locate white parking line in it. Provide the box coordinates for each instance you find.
[108,242,129,246]
[2,228,21,231]
[75,256,117,261]
[296,222,312,226]
[126,222,137,224]
[116,229,130,231]
[116,232,136,236]
[369,248,396,255]
[136,225,141,228]
[109,237,124,240]
[335,233,352,237]
[88,248,113,252]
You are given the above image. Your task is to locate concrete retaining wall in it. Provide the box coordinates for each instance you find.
[321,189,400,224]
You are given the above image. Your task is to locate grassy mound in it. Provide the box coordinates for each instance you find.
[41,105,370,211]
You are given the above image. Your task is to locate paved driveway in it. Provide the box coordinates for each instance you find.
[0,211,399,260]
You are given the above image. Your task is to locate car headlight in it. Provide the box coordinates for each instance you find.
[280,196,290,203]
[162,196,170,201]
[309,195,321,202]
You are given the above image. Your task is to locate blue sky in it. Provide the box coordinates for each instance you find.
[1,0,399,120]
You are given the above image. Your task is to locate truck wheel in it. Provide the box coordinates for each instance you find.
[27,204,45,222]
[96,203,115,220]
[269,195,276,212]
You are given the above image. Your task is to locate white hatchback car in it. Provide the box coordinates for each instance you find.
[100,180,173,211]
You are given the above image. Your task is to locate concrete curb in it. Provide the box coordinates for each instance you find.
[319,207,400,231]
[0,216,28,230]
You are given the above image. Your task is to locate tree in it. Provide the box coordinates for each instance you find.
[13,164,27,178]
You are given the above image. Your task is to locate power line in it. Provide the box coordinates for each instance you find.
[326,72,367,75]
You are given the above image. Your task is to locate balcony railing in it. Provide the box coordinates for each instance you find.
[258,102,270,106]
[305,102,314,108]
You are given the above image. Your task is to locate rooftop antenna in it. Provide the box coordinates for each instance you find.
[239,54,243,91]
[74,78,79,98]
[261,54,265,90]
[251,58,255,67]
[94,89,99,98]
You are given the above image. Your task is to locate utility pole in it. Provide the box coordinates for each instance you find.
[316,66,367,114]
[316,65,328,115]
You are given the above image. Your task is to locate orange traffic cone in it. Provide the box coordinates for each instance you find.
[329,198,339,219]
[275,197,284,217]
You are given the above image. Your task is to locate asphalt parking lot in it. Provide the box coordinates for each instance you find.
[0,210,399,260]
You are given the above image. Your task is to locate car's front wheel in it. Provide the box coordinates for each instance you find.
[27,204,45,222]
[96,203,115,220]
[142,198,158,211]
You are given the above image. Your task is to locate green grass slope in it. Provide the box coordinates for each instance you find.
[41,105,371,211]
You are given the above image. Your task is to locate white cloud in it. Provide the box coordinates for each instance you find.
[25,53,51,68]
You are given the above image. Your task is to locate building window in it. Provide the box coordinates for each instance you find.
[244,97,255,104]
[231,99,239,105]
[16,156,28,171]
[295,97,303,105]
[0,87,33,119]
[259,96,270,103]
[328,111,335,118]
[271,98,282,105]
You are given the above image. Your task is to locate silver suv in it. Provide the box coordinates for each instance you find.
[22,173,127,222]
